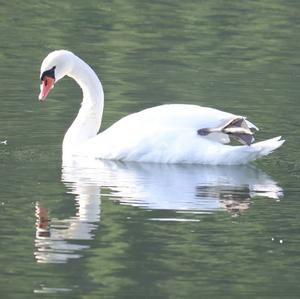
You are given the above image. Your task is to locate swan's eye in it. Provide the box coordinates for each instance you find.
[40,66,56,81]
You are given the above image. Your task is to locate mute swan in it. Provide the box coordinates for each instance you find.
[39,50,284,165]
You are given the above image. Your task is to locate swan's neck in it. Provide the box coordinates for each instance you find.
[63,56,104,158]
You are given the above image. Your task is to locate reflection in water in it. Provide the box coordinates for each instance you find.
[35,160,283,263]
[34,185,100,263]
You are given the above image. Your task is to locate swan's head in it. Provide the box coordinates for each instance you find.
[39,50,74,101]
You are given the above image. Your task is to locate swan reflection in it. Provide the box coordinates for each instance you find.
[35,160,283,263]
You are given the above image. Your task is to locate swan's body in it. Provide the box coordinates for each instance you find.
[39,50,284,165]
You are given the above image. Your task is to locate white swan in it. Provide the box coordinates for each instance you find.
[39,50,284,165]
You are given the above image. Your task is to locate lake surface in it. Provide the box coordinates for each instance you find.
[0,0,300,298]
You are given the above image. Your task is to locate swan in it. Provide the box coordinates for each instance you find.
[38,50,284,165]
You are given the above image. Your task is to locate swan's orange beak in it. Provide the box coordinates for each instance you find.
[39,76,55,102]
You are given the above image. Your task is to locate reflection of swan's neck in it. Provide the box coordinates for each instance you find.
[63,56,104,158]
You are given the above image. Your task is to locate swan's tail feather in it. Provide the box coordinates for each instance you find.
[227,136,285,164]
[250,136,285,157]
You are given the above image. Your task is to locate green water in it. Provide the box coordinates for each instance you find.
[0,0,300,298]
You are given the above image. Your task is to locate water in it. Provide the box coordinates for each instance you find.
[0,0,300,298]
